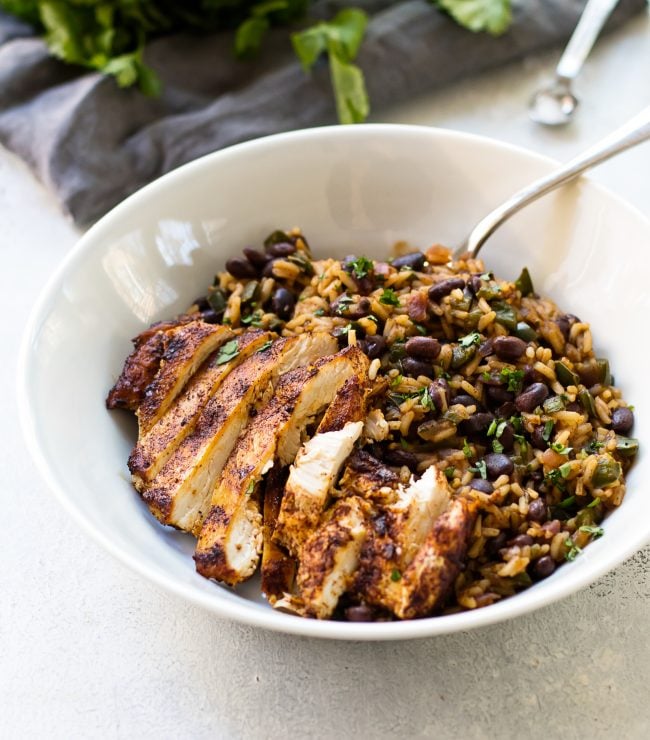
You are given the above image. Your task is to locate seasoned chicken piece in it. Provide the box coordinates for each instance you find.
[362,408,390,443]
[397,497,478,619]
[261,466,296,604]
[296,496,369,619]
[129,330,273,484]
[274,374,369,557]
[338,449,399,504]
[140,332,337,533]
[106,315,199,410]
[194,347,368,585]
[355,465,451,614]
[137,321,233,435]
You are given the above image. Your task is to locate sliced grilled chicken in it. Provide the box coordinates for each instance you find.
[136,322,233,435]
[338,449,399,504]
[129,330,273,484]
[355,465,451,614]
[140,332,337,533]
[261,466,296,604]
[194,347,368,585]
[274,374,369,557]
[296,496,368,619]
[106,315,197,410]
[397,497,478,619]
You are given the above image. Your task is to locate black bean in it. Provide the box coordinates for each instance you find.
[453,394,480,408]
[242,247,269,268]
[510,534,534,548]
[610,407,634,434]
[200,309,221,324]
[459,412,494,435]
[271,287,295,320]
[556,315,571,341]
[226,256,257,279]
[392,252,425,271]
[354,276,375,296]
[401,357,435,379]
[533,555,556,579]
[344,605,376,622]
[193,296,210,311]
[576,360,602,387]
[484,452,514,479]
[523,364,546,385]
[498,423,515,452]
[481,372,505,387]
[528,498,547,523]
[478,338,495,358]
[469,478,494,494]
[405,336,441,360]
[468,275,483,295]
[428,378,451,413]
[266,241,296,258]
[262,258,280,277]
[486,386,514,405]
[428,277,466,302]
[486,532,508,557]
[492,336,527,361]
[384,448,418,469]
[515,382,549,413]
[531,426,548,450]
[497,401,517,419]
[359,335,387,360]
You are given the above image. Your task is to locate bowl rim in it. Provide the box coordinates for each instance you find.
[18,123,650,640]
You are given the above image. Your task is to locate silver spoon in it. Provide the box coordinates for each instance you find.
[529,0,619,126]
[458,103,650,259]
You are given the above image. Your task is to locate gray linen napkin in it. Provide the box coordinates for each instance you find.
[0,0,645,225]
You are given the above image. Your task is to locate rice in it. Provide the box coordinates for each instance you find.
[198,228,638,618]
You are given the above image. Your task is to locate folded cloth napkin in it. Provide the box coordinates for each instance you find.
[0,0,645,225]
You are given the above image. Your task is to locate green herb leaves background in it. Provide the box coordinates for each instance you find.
[0,0,512,121]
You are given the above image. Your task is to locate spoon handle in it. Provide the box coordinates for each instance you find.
[556,0,619,81]
[463,104,650,259]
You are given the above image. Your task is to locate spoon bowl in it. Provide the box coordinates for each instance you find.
[528,81,579,126]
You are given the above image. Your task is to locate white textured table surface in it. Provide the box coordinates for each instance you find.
[3,14,650,740]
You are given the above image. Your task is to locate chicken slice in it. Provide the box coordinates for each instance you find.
[397,497,478,619]
[129,329,273,484]
[296,496,369,619]
[338,449,399,504]
[194,347,368,585]
[261,466,296,604]
[355,465,451,614]
[140,332,337,533]
[106,314,197,410]
[136,321,233,435]
[274,375,369,557]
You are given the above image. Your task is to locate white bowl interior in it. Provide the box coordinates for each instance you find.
[20,125,650,639]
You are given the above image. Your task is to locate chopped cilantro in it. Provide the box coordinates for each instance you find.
[444,466,455,480]
[390,374,403,388]
[390,568,402,582]
[215,340,240,365]
[379,288,400,306]
[492,439,504,454]
[587,497,601,509]
[482,371,492,381]
[550,441,572,456]
[559,462,573,479]
[514,433,528,452]
[487,419,498,437]
[564,538,582,561]
[542,420,555,442]
[256,340,273,353]
[347,256,374,279]
[579,525,604,538]
[585,439,604,454]
[500,367,524,393]
[462,438,472,458]
[557,495,576,509]
[545,468,566,491]
[420,387,435,410]
[414,323,427,336]
[495,420,508,438]
[459,331,481,348]
[470,460,488,479]
[241,310,264,327]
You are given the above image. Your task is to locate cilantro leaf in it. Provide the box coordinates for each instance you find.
[379,288,401,306]
[459,331,481,348]
[469,460,487,479]
[564,538,582,561]
[579,525,604,538]
[434,0,512,36]
[256,339,273,353]
[215,340,240,366]
[344,256,374,279]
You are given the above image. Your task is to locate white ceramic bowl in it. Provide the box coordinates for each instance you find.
[19,125,650,640]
